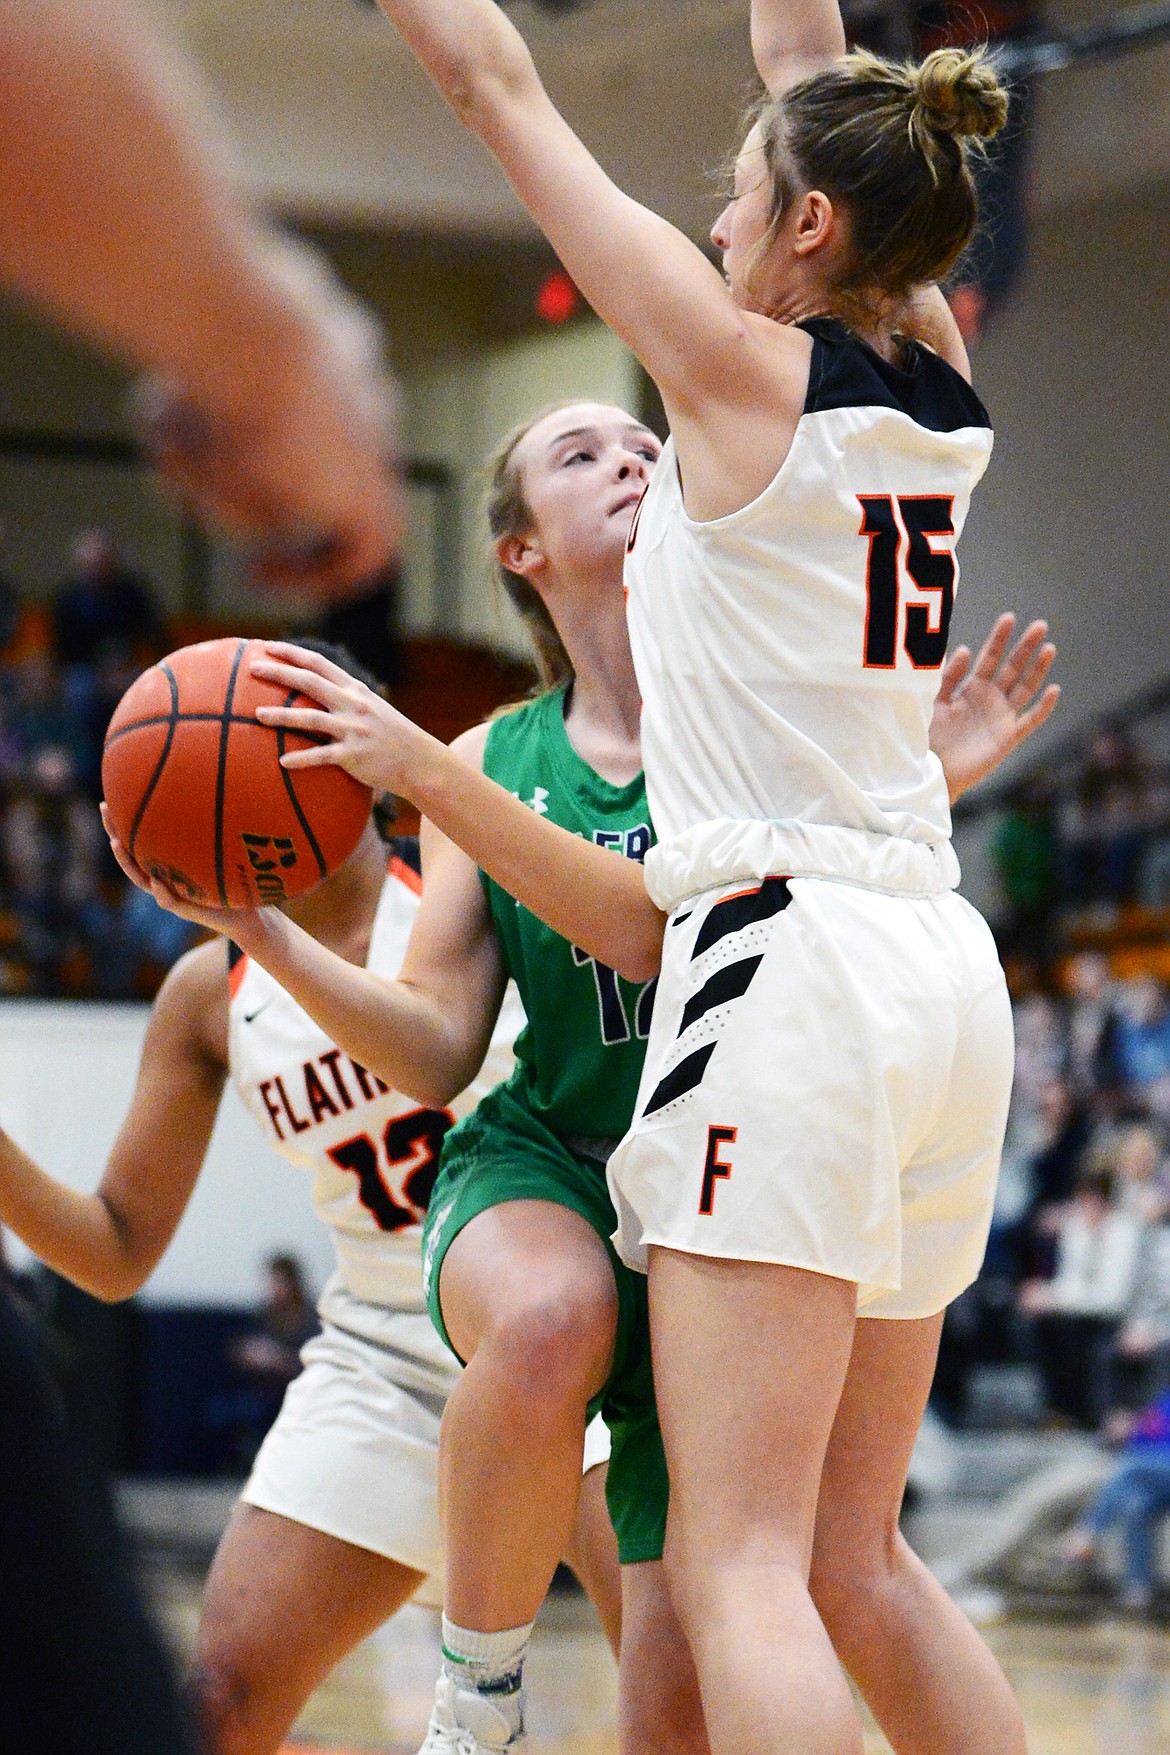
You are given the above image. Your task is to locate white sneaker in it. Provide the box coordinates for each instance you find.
[416,1673,526,1753]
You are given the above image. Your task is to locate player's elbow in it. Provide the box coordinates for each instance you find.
[406,1066,466,1110]
[613,928,664,986]
[88,1263,146,1304]
[442,38,538,132]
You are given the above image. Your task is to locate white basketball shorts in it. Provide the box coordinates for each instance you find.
[242,1313,612,1607]
[607,875,1014,1318]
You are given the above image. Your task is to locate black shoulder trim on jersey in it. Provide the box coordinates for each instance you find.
[800,317,991,435]
[389,834,422,876]
[227,942,244,973]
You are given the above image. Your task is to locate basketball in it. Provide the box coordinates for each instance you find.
[101,637,372,909]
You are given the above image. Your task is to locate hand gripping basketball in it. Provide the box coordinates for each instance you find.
[102,637,372,909]
[251,642,441,801]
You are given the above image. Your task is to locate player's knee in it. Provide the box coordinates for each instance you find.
[809,1529,902,1630]
[488,1283,616,1409]
[623,1687,708,1755]
[187,1651,263,1755]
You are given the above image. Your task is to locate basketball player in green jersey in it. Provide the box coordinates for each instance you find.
[112,398,1058,1755]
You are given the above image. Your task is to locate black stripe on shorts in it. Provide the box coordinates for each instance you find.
[691,877,792,959]
[643,1043,718,1117]
[677,954,763,1036]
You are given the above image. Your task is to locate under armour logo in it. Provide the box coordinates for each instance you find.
[526,787,550,816]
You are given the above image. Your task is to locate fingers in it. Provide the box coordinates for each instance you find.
[277,743,348,771]
[937,646,971,704]
[101,804,146,888]
[263,638,354,677]
[1009,640,1057,708]
[990,618,1048,694]
[251,655,351,709]
[254,703,342,739]
[102,804,190,913]
[1009,682,1061,748]
[970,612,1016,682]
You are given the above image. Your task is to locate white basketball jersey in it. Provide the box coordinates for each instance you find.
[228,841,522,1330]
[625,319,994,913]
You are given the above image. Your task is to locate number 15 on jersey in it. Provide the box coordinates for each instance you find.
[859,493,957,672]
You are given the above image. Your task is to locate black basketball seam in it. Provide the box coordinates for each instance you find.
[105,710,261,746]
[276,690,328,881]
[214,640,247,907]
[126,661,180,863]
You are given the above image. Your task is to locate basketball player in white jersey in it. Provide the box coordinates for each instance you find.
[236,0,1034,1749]
[0,656,619,1755]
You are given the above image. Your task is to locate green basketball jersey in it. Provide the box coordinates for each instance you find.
[481,684,655,1142]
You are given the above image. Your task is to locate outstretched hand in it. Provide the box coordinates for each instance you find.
[250,643,442,799]
[931,613,1060,804]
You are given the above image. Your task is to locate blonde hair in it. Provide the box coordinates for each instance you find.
[484,404,576,693]
[747,47,1009,316]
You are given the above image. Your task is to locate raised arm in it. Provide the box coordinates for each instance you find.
[0,943,227,1301]
[751,0,845,93]
[370,0,797,421]
[0,0,402,592]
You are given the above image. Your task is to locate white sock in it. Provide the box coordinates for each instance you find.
[441,1616,532,1736]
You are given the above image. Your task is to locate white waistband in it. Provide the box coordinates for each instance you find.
[644,819,961,912]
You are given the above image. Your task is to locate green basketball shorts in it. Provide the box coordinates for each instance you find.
[422,1082,667,1563]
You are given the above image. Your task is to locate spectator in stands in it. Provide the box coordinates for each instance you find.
[11,650,88,769]
[1109,1217,1170,1415]
[0,742,115,995]
[117,882,199,984]
[1113,1121,1170,1224]
[1061,1388,1170,1611]
[1016,1077,1094,1278]
[1066,951,1125,1106]
[207,1253,319,1471]
[1011,980,1068,1120]
[1060,721,1153,912]
[0,688,25,789]
[1020,1166,1144,1428]
[1114,978,1170,1123]
[991,776,1059,961]
[51,528,165,672]
[76,645,144,801]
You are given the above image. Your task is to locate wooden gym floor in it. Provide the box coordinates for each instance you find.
[152,1565,1170,1754]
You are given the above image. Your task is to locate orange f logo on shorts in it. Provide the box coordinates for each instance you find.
[700,1125,737,1216]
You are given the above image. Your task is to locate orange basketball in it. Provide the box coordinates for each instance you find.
[102,637,372,909]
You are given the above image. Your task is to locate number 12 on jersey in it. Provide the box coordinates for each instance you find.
[859,494,956,671]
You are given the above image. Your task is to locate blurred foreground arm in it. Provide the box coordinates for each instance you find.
[0,0,403,592]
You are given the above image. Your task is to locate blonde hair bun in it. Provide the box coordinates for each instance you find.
[911,47,1009,144]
